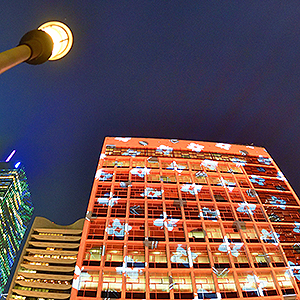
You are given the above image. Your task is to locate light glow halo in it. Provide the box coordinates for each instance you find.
[38,21,73,60]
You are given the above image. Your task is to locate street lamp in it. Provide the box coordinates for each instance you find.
[0,21,73,75]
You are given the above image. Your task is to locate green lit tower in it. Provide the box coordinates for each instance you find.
[0,161,33,293]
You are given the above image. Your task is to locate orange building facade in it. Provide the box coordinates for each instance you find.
[71,137,300,300]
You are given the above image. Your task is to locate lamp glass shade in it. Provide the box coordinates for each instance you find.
[38,21,73,60]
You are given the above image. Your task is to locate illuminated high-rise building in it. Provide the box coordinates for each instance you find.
[7,217,84,300]
[0,161,33,293]
[71,137,300,300]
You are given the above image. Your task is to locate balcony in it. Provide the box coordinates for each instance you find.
[23,255,76,264]
[31,234,81,242]
[15,280,71,290]
[12,289,70,299]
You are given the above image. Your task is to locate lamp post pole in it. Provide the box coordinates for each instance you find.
[0,45,32,74]
[0,21,73,75]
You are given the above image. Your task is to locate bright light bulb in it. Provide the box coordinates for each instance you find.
[38,21,73,60]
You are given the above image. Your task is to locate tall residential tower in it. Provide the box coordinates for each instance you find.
[0,162,33,293]
[7,217,84,300]
[71,137,300,300]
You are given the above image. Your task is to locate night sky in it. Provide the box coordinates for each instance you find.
[1,1,300,226]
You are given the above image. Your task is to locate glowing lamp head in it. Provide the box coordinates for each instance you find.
[38,21,73,60]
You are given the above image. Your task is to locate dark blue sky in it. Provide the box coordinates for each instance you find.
[1,1,300,225]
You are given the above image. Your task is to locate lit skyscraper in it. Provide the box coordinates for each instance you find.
[0,162,33,293]
[7,216,84,299]
[71,137,300,300]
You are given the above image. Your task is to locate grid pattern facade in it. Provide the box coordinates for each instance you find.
[0,162,33,293]
[71,138,300,300]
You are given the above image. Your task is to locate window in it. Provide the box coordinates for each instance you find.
[131,172,145,182]
[180,185,197,201]
[148,220,165,241]
[149,272,170,298]
[217,205,235,221]
[127,244,145,268]
[228,163,243,174]
[200,204,219,221]
[147,202,163,219]
[218,164,230,173]
[193,171,207,184]
[92,202,109,218]
[251,206,267,222]
[147,173,161,183]
[184,202,200,220]
[115,171,129,182]
[216,273,238,298]
[104,244,123,267]
[198,187,213,201]
[282,245,300,268]
[145,185,162,199]
[78,271,99,297]
[127,221,144,241]
[163,185,179,200]
[167,220,186,242]
[248,245,269,268]
[170,244,190,268]
[101,271,122,299]
[147,157,159,169]
[102,159,115,168]
[242,225,260,243]
[244,165,277,177]
[83,244,102,266]
[234,204,252,222]
[161,173,177,184]
[132,160,145,167]
[130,185,145,199]
[241,189,258,203]
[191,162,203,171]
[223,223,242,243]
[209,176,222,186]
[129,201,144,218]
[88,219,106,240]
[253,177,288,191]
[172,272,193,299]
[273,224,299,243]
[114,159,130,168]
[205,225,223,243]
[165,202,182,219]
[231,245,250,268]
[190,245,210,268]
[95,184,111,198]
[186,221,206,242]
[229,190,244,203]
[237,272,259,297]
[195,272,217,299]
[178,173,192,183]
[125,271,146,299]
[212,189,229,203]
[257,225,278,244]
[210,245,231,269]
[236,176,250,188]
[149,245,168,268]
[255,271,277,296]
[106,219,128,240]
[110,200,127,218]
[113,186,129,198]
[265,245,285,267]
